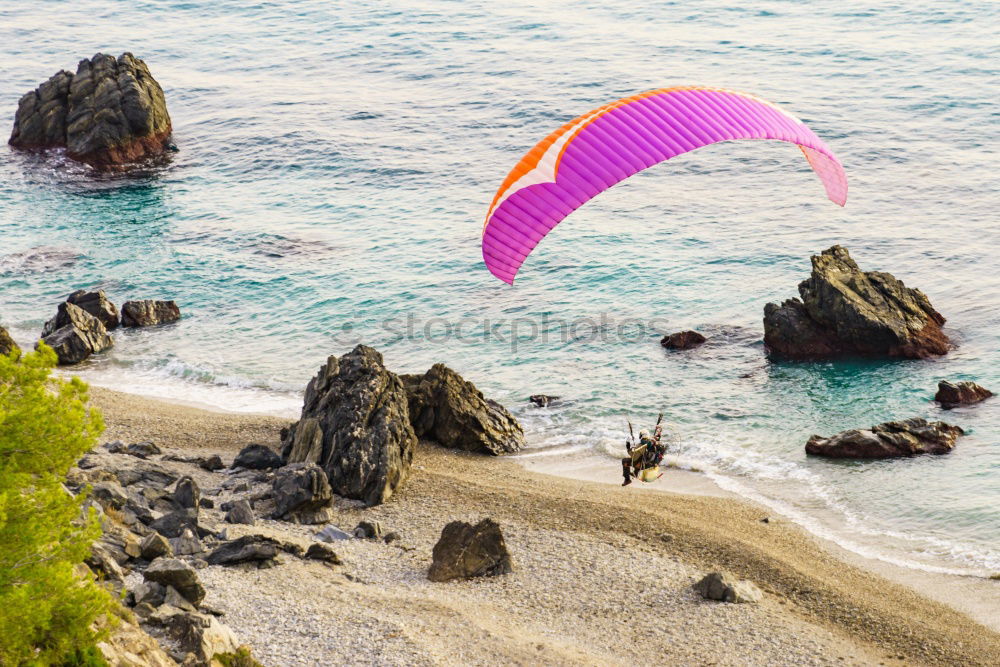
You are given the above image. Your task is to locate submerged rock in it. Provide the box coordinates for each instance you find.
[693,572,762,603]
[402,364,525,455]
[935,380,993,409]
[39,301,114,364]
[10,52,172,169]
[528,394,560,408]
[120,299,181,327]
[660,330,707,350]
[427,518,513,582]
[763,246,950,360]
[282,345,416,506]
[806,417,964,459]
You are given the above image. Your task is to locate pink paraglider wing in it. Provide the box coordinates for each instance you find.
[482,86,847,284]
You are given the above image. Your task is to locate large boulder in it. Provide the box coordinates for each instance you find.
[0,325,19,357]
[935,380,992,409]
[39,301,114,364]
[693,572,762,603]
[402,364,524,455]
[763,246,950,360]
[271,463,332,523]
[121,299,181,327]
[806,417,964,459]
[427,518,513,582]
[9,52,172,169]
[143,558,205,606]
[281,345,415,506]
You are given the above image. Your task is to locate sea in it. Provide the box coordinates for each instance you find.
[1,1,997,578]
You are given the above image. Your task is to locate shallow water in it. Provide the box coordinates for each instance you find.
[1,1,998,575]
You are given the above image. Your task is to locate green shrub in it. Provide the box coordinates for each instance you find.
[215,646,266,667]
[0,344,112,665]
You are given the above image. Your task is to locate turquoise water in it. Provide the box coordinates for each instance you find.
[1,1,998,575]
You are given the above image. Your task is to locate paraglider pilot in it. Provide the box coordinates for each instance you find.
[622,416,665,486]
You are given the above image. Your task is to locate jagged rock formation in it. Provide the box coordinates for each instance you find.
[0,325,17,357]
[402,364,525,455]
[806,417,964,459]
[935,380,992,409]
[427,518,513,582]
[10,52,172,168]
[763,246,950,360]
[59,289,119,330]
[39,301,114,364]
[660,330,707,350]
[281,345,416,506]
[121,299,181,327]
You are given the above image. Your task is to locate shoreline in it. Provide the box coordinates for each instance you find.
[87,385,1000,665]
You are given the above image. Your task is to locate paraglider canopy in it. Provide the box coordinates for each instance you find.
[482,86,847,284]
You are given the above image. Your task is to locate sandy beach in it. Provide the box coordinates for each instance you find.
[89,387,1000,666]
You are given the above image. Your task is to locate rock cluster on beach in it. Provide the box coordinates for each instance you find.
[282,345,524,506]
[9,52,172,169]
[37,289,180,364]
[805,417,963,459]
[763,245,950,360]
[935,380,992,409]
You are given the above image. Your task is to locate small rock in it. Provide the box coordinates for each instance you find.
[383,531,401,544]
[428,518,513,582]
[354,520,383,540]
[935,380,993,409]
[121,299,181,327]
[132,581,166,607]
[126,441,162,458]
[169,528,204,556]
[199,498,214,509]
[105,440,126,453]
[660,330,707,350]
[693,572,762,603]
[207,535,281,567]
[528,394,560,408]
[164,585,197,612]
[199,455,225,471]
[173,476,200,509]
[144,558,205,606]
[315,525,353,542]
[806,417,964,459]
[132,602,157,619]
[232,443,283,470]
[304,543,342,565]
[140,532,172,560]
[150,508,200,538]
[225,500,255,525]
[271,462,333,523]
[760,517,770,524]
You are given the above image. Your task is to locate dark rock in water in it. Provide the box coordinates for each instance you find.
[39,301,113,364]
[427,518,513,582]
[173,476,200,509]
[224,499,255,525]
[0,325,19,357]
[935,380,993,409]
[68,289,119,329]
[693,572,762,603]
[354,520,383,540]
[806,417,964,459]
[9,52,172,169]
[660,330,707,350]
[282,345,416,506]
[125,441,161,459]
[305,543,342,565]
[120,299,181,327]
[200,454,225,471]
[140,532,172,560]
[402,364,525,455]
[207,535,281,566]
[143,557,205,606]
[149,508,200,538]
[528,394,559,408]
[232,443,282,470]
[271,463,332,523]
[763,246,950,360]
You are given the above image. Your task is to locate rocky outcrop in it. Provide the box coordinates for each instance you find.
[660,330,707,350]
[271,463,333,523]
[935,381,992,409]
[693,572,762,603]
[402,364,525,455]
[39,301,114,364]
[10,52,172,169]
[427,518,513,582]
[763,246,950,360]
[806,417,964,459]
[232,444,282,470]
[121,299,181,327]
[0,325,19,357]
[281,345,416,506]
